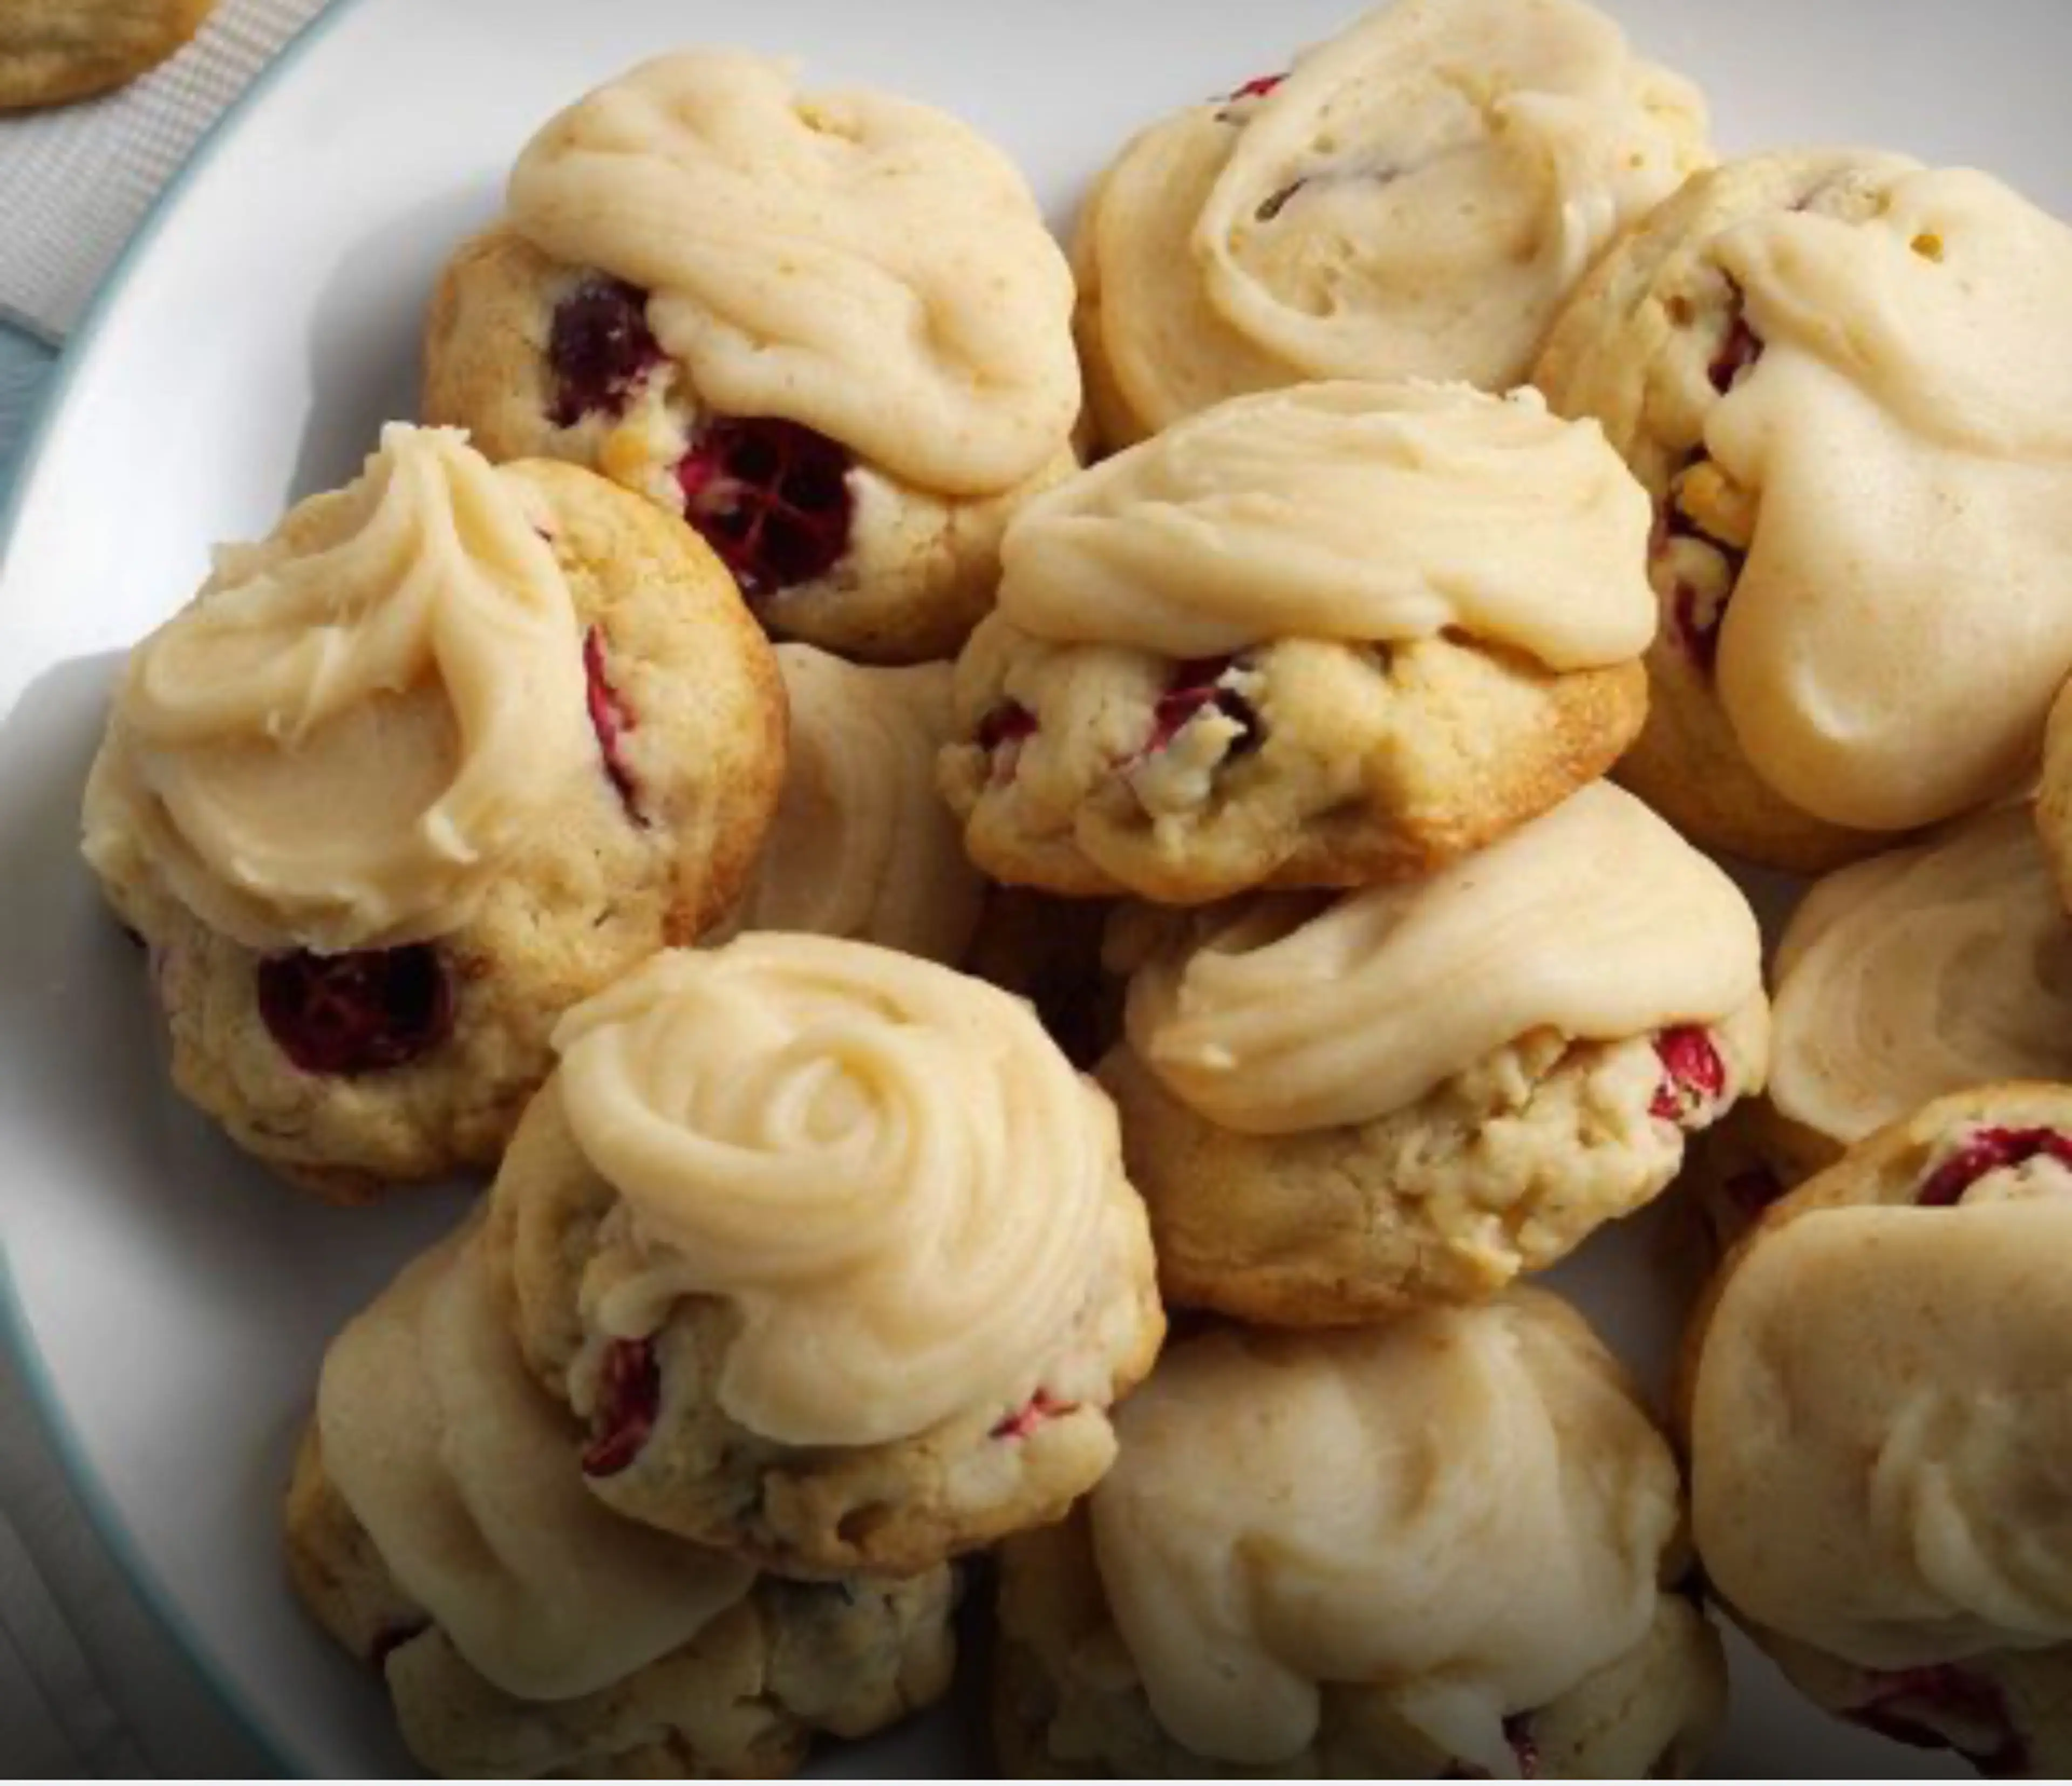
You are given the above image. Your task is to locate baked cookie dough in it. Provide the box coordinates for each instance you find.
[0,0,212,110]
[1098,782,1768,1323]
[940,382,1653,903]
[288,1224,953,1778]
[708,646,983,964]
[1685,1083,2072,1777]
[1536,151,2072,870]
[995,1293,1725,1778]
[81,426,784,1200]
[485,936,1163,1578]
[1073,0,1708,447]
[425,51,1080,663]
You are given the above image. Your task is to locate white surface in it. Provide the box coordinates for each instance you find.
[3,0,2069,1775]
[0,0,332,342]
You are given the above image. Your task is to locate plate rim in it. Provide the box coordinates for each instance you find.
[0,1,371,1771]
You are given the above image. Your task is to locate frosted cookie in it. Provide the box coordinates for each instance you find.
[1684,1083,2072,1777]
[1072,0,1706,449]
[940,382,1653,904]
[1535,152,2072,871]
[287,1225,953,1778]
[0,0,212,110]
[1097,782,1767,1323]
[424,52,1080,663]
[995,1293,1726,1778]
[708,646,983,964]
[81,427,784,1201]
[485,936,1163,1578]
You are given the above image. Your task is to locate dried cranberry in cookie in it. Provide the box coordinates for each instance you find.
[1537,151,2072,870]
[80,426,784,1199]
[1073,0,1709,448]
[1096,782,1769,1321]
[994,1294,1727,1777]
[1684,1083,2072,1777]
[940,381,1654,904]
[424,52,1081,664]
[483,936,1163,1578]
[289,1225,955,1777]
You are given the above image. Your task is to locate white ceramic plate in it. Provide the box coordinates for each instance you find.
[5,0,2069,1773]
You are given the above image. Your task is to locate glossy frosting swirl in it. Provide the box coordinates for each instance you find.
[552,937,1126,1447]
[1770,808,2072,1147]
[1694,1172,2072,1667]
[1081,0,1707,432]
[998,381,1655,666]
[319,1228,754,1701]
[1123,782,1762,1135]
[509,51,1079,495]
[1708,166,2072,829]
[712,647,982,963]
[1092,1292,1680,1770]
[83,425,590,951]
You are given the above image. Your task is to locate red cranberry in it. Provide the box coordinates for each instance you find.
[990,1388,1076,1441]
[1229,73,1286,99]
[256,946,452,1076]
[581,1338,661,1478]
[676,417,854,599]
[977,701,1039,786]
[1848,1665,2027,1776]
[1144,657,1261,758]
[1917,1126,2072,1208]
[1707,309,1763,396]
[582,628,643,823]
[1671,579,1727,676]
[1650,1026,1726,1124]
[547,278,663,428]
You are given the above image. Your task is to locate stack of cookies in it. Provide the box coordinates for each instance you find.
[71,0,2072,1776]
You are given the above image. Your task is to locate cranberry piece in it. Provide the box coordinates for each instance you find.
[676,417,854,599]
[1145,657,1261,758]
[1707,311,1763,395]
[1671,580,1727,676]
[547,278,663,427]
[256,946,452,1076]
[582,628,644,823]
[1503,1716,1541,1780]
[990,1388,1078,1441]
[1650,1026,1725,1124]
[1229,73,1286,100]
[1848,1666,2028,1776]
[581,1338,661,1478]
[976,700,1039,787]
[1917,1126,2072,1207]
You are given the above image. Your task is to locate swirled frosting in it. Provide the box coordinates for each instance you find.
[1123,782,1762,1135]
[81,425,591,951]
[712,647,982,963]
[1081,0,1707,433]
[319,1228,754,1701]
[508,52,1079,495]
[1707,166,2072,830]
[1694,1180,2072,1667]
[1770,808,2072,1147]
[997,382,1654,666]
[551,937,1126,1447]
[1091,1292,1679,1770]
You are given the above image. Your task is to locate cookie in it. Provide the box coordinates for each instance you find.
[994,1294,1726,1778]
[81,427,785,1200]
[424,52,1081,663]
[484,936,1163,1579]
[707,646,984,964]
[0,0,212,111]
[939,383,1653,903]
[288,1223,955,1778]
[1072,0,1708,449]
[1682,1083,2072,1777]
[1096,782,1768,1323]
[1535,151,2072,871]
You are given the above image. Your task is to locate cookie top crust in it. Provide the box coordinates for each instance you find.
[83,425,592,953]
[998,381,1654,668]
[508,51,1079,496]
[547,935,1136,1449]
[1082,0,1707,432]
[1769,806,2072,1149]
[1087,1291,1682,1772]
[1115,781,1763,1135]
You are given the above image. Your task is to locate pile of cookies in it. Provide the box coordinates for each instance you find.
[75,0,2072,1775]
